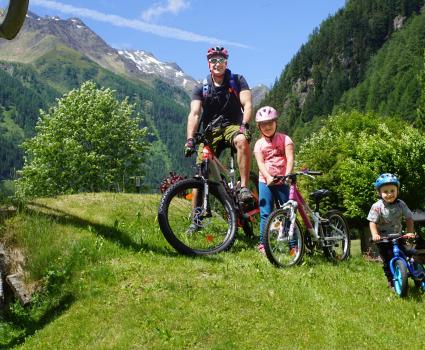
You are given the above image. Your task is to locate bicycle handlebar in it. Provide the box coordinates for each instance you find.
[273,170,323,183]
[193,115,225,145]
[370,233,416,244]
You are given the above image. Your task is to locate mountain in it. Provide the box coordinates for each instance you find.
[0,12,196,189]
[0,12,198,95]
[262,0,425,141]
[117,49,197,93]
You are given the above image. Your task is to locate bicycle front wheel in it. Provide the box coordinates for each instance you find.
[158,178,237,255]
[323,210,350,262]
[263,207,305,267]
[393,259,409,297]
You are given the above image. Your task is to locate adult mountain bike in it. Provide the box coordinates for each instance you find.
[373,234,425,297]
[0,0,28,40]
[158,116,259,256]
[263,170,350,267]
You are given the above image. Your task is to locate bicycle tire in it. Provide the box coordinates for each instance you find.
[241,171,260,238]
[158,178,237,255]
[0,0,29,40]
[323,210,350,262]
[263,207,305,267]
[393,259,409,297]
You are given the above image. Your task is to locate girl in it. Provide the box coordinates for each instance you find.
[253,106,294,253]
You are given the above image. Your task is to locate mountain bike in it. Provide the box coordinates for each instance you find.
[158,116,259,256]
[263,170,350,267]
[0,0,29,40]
[373,234,425,297]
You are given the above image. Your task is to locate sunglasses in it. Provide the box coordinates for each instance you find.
[208,57,227,64]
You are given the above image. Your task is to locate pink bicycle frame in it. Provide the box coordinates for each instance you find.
[289,182,314,231]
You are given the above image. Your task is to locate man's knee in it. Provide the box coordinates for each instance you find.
[233,134,249,151]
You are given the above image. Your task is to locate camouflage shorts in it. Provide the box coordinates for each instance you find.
[196,124,251,163]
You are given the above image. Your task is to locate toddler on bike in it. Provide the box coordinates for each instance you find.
[253,106,294,254]
[367,173,415,288]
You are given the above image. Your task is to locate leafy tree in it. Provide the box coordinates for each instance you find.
[16,81,148,197]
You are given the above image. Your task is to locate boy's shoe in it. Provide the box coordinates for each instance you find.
[387,280,394,291]
[258,243,266,255]
[238,187,253,202]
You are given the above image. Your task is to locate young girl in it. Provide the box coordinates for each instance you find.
[253,106,294,253]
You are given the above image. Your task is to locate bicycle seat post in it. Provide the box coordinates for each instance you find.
[228,149,236,189]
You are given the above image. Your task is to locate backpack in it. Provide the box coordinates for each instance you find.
[201,69,241,107]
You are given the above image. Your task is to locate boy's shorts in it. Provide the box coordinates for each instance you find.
[196,124,251,164]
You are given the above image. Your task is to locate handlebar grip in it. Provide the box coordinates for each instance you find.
[306,171,323,176]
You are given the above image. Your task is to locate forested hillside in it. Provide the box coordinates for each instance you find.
[263,0,424,141]
[337,8,425,122]
[0,46,191,189]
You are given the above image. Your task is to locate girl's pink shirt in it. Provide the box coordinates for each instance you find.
[254,133,294,183]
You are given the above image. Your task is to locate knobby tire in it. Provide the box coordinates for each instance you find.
[158,178,237,255]
[263,207,305,267]
[323,210,350,262]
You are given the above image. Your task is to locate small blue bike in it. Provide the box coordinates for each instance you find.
[379,234,425,297]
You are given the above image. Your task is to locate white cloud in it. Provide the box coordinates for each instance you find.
[142,0,189,22]
[31,0,251,48]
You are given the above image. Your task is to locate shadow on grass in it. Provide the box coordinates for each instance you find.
[2,293,75,349]
[25,202,172,256]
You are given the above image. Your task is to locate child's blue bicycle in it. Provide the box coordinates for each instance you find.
[378,234,425,297]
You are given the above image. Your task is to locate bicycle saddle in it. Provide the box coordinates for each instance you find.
[310,189,331,201]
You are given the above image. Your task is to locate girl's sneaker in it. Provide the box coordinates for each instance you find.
[258,244,266,255]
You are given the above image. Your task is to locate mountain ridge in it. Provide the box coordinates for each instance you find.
[0,11,198,94]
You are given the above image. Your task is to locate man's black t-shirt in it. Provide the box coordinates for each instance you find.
[191,69,249,127]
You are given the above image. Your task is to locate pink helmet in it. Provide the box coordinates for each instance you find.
[207,46,229,59]
[255,106,278,123]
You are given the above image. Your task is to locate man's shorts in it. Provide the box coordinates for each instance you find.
[196,124,251,163]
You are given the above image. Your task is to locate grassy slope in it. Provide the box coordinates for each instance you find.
[0,193,424,349]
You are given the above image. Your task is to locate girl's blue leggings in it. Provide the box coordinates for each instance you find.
[259,181,289,243]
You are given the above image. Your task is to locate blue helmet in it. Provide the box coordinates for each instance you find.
[374,173,400,190]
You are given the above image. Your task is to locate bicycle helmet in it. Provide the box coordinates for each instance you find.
[374,173,400,190]
[255,106,278,123]
[207,46,229,59]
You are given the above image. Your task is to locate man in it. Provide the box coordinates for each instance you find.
[184,46,253,201]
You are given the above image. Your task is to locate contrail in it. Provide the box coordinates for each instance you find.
[31,0,252,48]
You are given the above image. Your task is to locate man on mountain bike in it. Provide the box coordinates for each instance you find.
[184,46,253,202]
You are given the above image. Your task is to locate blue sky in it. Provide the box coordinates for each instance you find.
[24,0,346,87]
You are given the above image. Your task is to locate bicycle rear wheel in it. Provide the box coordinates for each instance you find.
[263,207,305,267]
[240,171,260,238]
[158,178,237,255]
[323,210,350,262]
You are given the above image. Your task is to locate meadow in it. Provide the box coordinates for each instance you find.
[0,193,424,349]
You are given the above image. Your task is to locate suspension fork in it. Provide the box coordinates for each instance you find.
[289,184,318,240]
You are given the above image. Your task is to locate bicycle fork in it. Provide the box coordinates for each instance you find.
[278,201,298,241]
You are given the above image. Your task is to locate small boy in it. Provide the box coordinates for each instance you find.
[367,173,415,288]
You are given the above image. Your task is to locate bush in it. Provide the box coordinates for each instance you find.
[297,111,425,220]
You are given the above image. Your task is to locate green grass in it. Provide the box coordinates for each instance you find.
[0,193,424,349]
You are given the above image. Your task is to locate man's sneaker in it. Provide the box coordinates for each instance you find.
[289,247,298,256]
[186,222,201,235]
[258,243,266,255]
[238,187,253,202]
